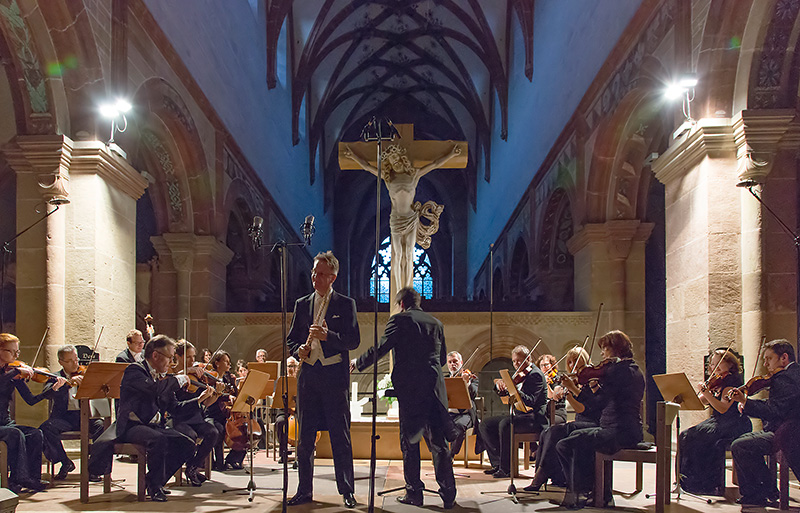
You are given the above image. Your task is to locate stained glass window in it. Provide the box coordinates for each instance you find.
[369,236,433,302]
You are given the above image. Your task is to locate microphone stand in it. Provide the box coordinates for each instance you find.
[251,219,310,511]
[1,203,62,328]
[361,116,398,513]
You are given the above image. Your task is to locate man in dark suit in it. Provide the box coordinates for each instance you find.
[116,329,145,364]
[38,345,104,480]
[445,350,479,457]
[352,287,457,509]
[286,251,360,509]
[92,334,196,502]
[730,339,800,507]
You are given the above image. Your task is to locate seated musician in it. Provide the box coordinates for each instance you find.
[526,346,601,491]
[166,340,220,486]
[116,329,145,364]
[202,350,242,470]
[255,349,268,363]
[729,339,800,507]
[38,345,105,481]
[679,347,751,496]
[554,330,645,509]
[274,356,299,465]
[0,333,68,493]
[478,345,548,479]
[538,354,567,425]
[445,351,479,457]
[235,359,248,388]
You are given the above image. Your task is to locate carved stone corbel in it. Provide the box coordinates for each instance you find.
[732,110,796,186]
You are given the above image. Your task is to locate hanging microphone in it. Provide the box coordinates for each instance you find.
[249,216,263,250]
[301,215,315,246]
[386,119,401,139]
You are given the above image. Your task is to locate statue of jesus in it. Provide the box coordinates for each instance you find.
[342,142,462,306]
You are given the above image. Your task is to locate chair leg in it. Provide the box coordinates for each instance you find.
[594,454,605,508]
[205,452,212,480]
[523,441,530,470]
[779,452,789,511]
[635,461,643,493]
[137,452,146,502]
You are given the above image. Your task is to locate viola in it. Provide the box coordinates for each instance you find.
[194,365,238,395]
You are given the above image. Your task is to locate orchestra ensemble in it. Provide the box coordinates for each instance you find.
[0,250,798,510]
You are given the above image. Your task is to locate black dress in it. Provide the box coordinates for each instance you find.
[679,372,752,494]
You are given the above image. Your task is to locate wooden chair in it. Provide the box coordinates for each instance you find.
[460,396,483,468]
[768,450,791,511]
[511,399,555,476]
[173,452,213,485]
[0,441,7,488]
[44,398,80,481]
[594,401,676,513]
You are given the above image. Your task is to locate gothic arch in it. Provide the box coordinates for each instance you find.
[508,236,529,299]
[128,78,213,234]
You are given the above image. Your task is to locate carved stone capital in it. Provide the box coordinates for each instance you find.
[567,220,654,260]
[652,119,736,186]
[151,233,233,272]
[732,109,797,186]
[3,135,73,204]
[69,141,148,200]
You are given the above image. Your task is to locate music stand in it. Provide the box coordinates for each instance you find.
[651,372,710,504]
[74,363,127,503]
[481,369,535,504]
[222,370,271,502]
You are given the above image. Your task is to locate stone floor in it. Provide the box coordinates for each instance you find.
[12,451,799,512]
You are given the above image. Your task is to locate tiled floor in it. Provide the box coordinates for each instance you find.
[13,451,798,512]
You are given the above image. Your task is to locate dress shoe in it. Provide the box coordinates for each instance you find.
[197,471,208,483]
[160,486,172,495]
[88,474,102,483]
[443,500,456,509]
[185,466,203,487]
[492,469,510,479]
[55,460,76,480]
[287,493,313,506]
[343,492,357,508]
[149,488,168,502]
[524,469,547,492]
[396,494,423,506]
[735,496,772,507]
[20,479,48,493]
[483,466,499,475]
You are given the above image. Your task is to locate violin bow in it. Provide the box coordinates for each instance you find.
[201,326,237,371]
[702,339,736,388]
[585,303,604,362]
[454,347,480,377]
[568,338,590,375]
[183,318,188,374]
[751,334,767,380]
[511,338,542,379]
[31,326,50,368]
[89,326,105,365]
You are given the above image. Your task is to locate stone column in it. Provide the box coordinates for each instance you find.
[567,220,653,354]
[151,233,233,346]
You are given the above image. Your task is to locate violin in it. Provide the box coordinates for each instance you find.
[727,374,771,400]
[458,367,478,381]
[512,364,533,385]
[6,361,60,384]
[575,357,618,385]
[701,371,730,393]
[195,365,238,395]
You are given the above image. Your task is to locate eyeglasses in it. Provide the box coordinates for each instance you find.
[155,350,177,362]
[311,272,336,278]
[0,348,20,357]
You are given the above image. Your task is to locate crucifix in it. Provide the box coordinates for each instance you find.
[339,124,467,313]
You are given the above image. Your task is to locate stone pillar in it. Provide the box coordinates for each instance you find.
[567,220,653,355]
[66,141,148,360]
[3,136,71,363]
[653,111,797,401]
[151,233,233,347]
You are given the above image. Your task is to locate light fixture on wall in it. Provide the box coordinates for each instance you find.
[665,73,698,139]
[99,98,132,157]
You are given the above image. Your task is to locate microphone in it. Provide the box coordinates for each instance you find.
[249,216,263,250]
[386,119,401,139]
[301,215,315,246]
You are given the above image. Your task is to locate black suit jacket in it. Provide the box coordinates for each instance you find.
[356,306,453,441]
[287,290,360,388]
[116,360,177,437]
[742,362,800,432]
[38,369,78,424]
[115,348,136,364]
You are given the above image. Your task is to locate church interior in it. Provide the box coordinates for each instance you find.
[1,0,800,511]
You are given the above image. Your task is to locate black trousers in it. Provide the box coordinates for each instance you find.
[401,400,456,503]
[123,424,195,491]
[679,416,751,494]
[555,425,641,502]
[174,419,220,469]
[535,421,597,486]
[731,430,778,500]
[449,412,472,455]
[296,370,354,496]
[0,423,43,484]
[479,413,542,473]
[40,415,103,466]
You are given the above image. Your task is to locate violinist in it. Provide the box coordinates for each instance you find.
[445,351,479,458]
[89,334,195,502]
[554,330,645,509]
[116,329,145,364]
[538,354,567,425]
[202,350,240,471]
[200,348,212,365]
[274,356,298,465]
[38,345,105,481]
[0,333,68,493]
[165,340,220,486]
[525,346,601,492]
[729,339,800,507]
[478,345,548,479]
[678,347,751,496]
[235,359,248,388]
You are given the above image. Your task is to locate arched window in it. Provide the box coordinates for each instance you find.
[369,236,433,303]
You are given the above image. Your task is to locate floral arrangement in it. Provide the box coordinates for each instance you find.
[376,374,397,406]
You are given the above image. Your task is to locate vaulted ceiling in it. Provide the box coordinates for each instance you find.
[265,0,534,210]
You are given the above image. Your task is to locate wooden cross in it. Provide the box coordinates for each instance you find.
[338,124,468,170]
